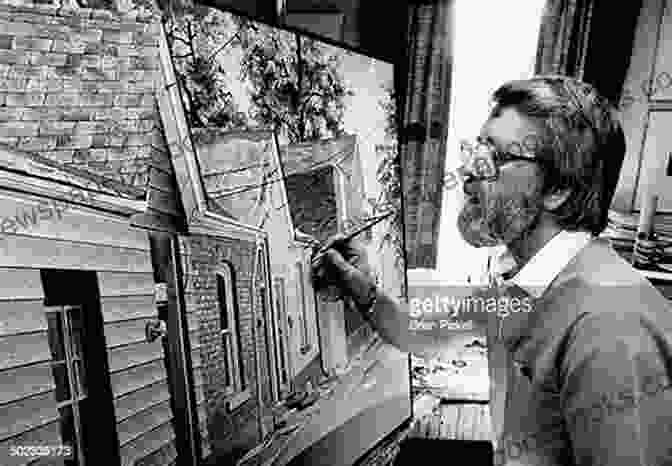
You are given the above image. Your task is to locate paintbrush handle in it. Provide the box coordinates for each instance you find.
[313,212,394,257]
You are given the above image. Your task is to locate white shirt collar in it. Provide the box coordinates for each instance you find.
[507,230,592,298]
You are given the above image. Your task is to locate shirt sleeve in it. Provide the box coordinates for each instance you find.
[559,312,670,466]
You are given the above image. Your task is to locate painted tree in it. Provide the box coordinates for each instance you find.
[164,5,250,128]
[238,24,354,143]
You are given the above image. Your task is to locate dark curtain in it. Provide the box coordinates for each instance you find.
[535,0,643,105]
[396,0,455,269]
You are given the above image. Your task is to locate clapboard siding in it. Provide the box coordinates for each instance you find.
[110,356,204,401]
[0,420,61,466]
[117,399,173,446]
[101,268,178,466]
[0,193,150,252]
[110,345,203,419]
[110,359,168,399]
[0,235,152,273]
[108,340,165,373]
[120,421,176,466]
[0,299,47,337]
[105,319,200,350]
[0,332,50,371]
[101,295,156,323]
[0,391,58,441]
[0,362,53,405]
[0,269,154,300]
[134,439,178,466]
[98,272,155,298]
[105,318,155,349]
[114,380,171,423]
[0,176,180,466]
[0,268,43,300]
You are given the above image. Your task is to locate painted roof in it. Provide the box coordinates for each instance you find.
[0,143,145,200]
[280,134,368,243]
[279,134,357,177]
[191,128,292,229]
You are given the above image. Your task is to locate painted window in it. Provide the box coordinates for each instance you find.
[217,264,245,395]
[273,277,291,388]
[45,305,88,466]
[295,262,311,353]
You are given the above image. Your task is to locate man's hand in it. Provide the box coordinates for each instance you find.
[310,234,377,305]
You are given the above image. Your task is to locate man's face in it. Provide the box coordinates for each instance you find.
[457,107,547,248]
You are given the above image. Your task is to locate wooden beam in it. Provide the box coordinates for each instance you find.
[148,231,201,466]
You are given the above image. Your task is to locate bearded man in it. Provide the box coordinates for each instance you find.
[311,75,672,466]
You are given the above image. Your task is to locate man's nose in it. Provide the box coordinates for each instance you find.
[456,165,479,196]
[463,179,479,197]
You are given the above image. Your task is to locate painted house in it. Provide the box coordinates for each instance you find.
[0,143,184,466]
[127,23,290,465]
[0,4,284,466]
[191,127,325,397]
[0,2,207,465]
[0,1,412,465]
[187,129,412,466]
[280,134,377,375]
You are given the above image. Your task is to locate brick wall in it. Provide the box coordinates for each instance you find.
[0,0,163,188]
[179,233,273,464]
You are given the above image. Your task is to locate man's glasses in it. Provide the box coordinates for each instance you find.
[458,138,542,182]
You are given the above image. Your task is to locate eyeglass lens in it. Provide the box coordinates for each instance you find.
[459,140,498,180]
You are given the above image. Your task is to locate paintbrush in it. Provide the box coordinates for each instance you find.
[310,211,394,302]
[310,210,395,259]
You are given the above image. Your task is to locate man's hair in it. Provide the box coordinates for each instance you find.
[490,75,626,236]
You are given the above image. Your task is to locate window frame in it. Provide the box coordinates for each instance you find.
[272,276,291,391]
[45,304,88,466]
[295,261,312,355]
[215,263,250,411]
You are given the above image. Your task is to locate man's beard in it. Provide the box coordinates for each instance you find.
[457,182,544,248]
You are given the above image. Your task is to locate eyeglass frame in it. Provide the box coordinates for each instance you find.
[459,137,547,182]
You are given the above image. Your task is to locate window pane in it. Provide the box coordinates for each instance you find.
[222,334,231,388]
[217,275,229,331]
[58,405,76,447]
[67,306,85,360]
[46,312,66,361]
[274,281,289,386]
[51,361,71,403]
[74,360,87,398]
[296,264,309,347]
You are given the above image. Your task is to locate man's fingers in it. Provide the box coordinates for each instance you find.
[323,249,352,271]
[320,233,350,252]
[311,248,349,280]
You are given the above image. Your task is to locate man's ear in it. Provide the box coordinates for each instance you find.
[543,187,572,211]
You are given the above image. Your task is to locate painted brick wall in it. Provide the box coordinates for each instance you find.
[179,233,273,464]
[0,0,163,188]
